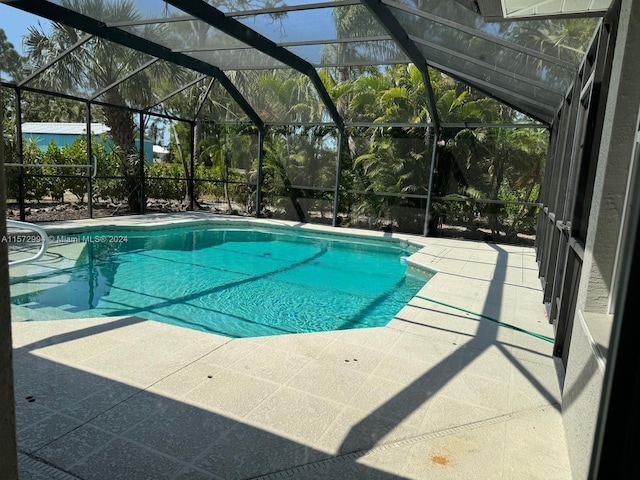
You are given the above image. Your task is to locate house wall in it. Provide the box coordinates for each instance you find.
[23,133,154,163]
[23,133,85,150]
[561,1,640,478]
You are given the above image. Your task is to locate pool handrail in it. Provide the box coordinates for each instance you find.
[4,156,97,178]
[6,220,50,267]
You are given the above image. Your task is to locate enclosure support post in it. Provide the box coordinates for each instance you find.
[332,128,344,227]
[255,127,265,217]
[139,112,145,214]
[86,103,93,219]
[0,89,19,480]
[189,121,195,212]
[15,89,25,222]
[423,129,439,236]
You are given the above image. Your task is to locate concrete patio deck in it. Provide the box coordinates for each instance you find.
[10,215,569,479]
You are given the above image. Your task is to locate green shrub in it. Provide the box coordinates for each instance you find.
[145,162,185,200]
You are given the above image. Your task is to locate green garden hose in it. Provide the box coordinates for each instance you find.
[414,294,554,344]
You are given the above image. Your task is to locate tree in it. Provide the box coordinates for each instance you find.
[327,3,386,112]
[348,65,433,231]
[226,69,335,221]
[197,124,256,213]
[0,28,22,81]
[503,18,598,65]
[261,128,308,222]
[431,72,502,203]
[167,120,195,209]
[152,0,285,210]
[323,62,548,237]
[21,91,86,123]
[452,125,547,237]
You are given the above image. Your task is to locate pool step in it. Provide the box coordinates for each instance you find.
[10,271,74,298]
[9,242,86,278]
[11,303,89,322]
[10,242,88,321]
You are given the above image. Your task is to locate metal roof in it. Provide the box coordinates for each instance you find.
[21,122,111,135]
[0,0,605,126]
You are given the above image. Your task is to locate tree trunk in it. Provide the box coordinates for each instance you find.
[489,162,505,237]
[223,157,232,213]
[195,119,208,167]
[103,90,143,213]
[170,123,198,210]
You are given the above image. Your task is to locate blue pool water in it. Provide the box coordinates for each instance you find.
[10,226,431,337]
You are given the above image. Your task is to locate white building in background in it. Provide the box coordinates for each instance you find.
[152,144,170,162]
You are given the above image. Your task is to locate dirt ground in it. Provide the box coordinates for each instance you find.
[5,198,535,247]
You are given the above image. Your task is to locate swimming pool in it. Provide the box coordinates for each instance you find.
[10,225,431,338]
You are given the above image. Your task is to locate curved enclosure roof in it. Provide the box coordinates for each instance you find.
[0,0,604,126]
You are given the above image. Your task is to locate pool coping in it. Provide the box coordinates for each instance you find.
[21,211,441,277]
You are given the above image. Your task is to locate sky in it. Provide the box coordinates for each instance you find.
[0,2,339,52]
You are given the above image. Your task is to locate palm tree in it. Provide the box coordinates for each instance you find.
[247,69,333,222]
[22,0,180,212]
[337,64,548,236]
[156,0,284,170]
[261,129,307,222]
[452,124,547,237]
[327,3,388,111]
[255,71,326,123]
[498,17,598,92]
[430,72,501,204]
[199,124,255,213]
[344,65,434,231]
[503,18,598,65]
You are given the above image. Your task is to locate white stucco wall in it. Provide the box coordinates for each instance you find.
[563,1,640,478]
